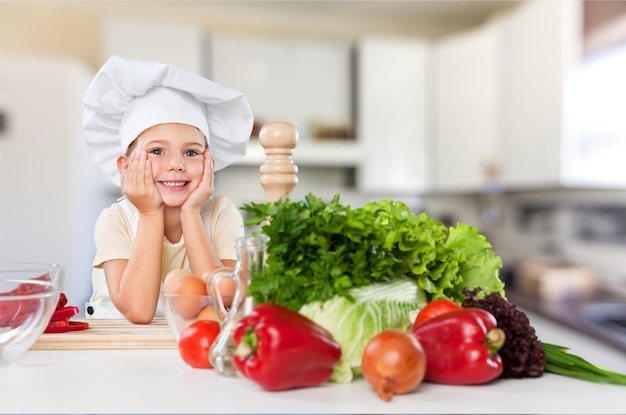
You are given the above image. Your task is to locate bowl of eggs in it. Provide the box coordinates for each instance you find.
[1,262,64,365]
[161,269,234,341]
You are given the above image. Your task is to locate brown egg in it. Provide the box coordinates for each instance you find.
[217,277,236,307]
[201,268,237,307]
[164,269,194,294]
[170,276,208,319]
[197,305,220,322]
[174,276,207,296]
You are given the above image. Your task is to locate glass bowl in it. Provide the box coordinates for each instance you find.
[161,292,225,341]
[0,262,64,365]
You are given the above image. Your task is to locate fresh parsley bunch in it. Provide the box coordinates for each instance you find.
[241,193,505,311]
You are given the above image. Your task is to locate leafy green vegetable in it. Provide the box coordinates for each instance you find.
[299,279,426,383]
[241,193,505,311]
[436,223,505,301]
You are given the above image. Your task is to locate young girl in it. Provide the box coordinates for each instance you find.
[82,55,253,323]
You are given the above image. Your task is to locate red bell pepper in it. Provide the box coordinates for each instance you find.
[44,292,89,333]
[1,275,51,328]
[412,307,505,385]
[232,303,341,391]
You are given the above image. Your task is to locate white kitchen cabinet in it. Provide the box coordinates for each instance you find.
[499,0,582,188]
[209,34,353,145]
[100,19,208,74]
[432,0,574,193]
[433,21,502,192]
[497,0,626,189]
[356,37,429,194]
[433,0,625,192]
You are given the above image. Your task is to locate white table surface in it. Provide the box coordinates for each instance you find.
[2,310,625,414]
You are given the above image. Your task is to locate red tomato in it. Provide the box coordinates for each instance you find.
[412,298,462,328]
[178,320,220,369]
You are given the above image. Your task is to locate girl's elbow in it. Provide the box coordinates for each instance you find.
[124,310,154,324]
[118,303,156,324]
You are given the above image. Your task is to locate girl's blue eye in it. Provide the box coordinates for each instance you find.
[184,150,200,157]
[149,148,163,155]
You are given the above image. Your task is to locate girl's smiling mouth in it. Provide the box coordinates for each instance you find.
[160,181,189,188]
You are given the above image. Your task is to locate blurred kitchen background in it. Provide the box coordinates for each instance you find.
[1,0,625,348]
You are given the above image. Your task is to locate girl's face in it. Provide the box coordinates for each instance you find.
[127,123,207,207]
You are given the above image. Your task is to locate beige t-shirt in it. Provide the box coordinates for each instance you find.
[87,195,244,317]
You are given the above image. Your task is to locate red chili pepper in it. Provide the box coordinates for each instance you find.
[232,303,342,391]
[412,308,505,385]
[44,319,89,333]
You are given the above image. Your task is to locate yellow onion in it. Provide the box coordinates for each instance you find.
[361,329,427,401]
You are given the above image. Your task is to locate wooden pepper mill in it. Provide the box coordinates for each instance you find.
[258,121,299,202]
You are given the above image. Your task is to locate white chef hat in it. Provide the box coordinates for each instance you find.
[83,55,253,186]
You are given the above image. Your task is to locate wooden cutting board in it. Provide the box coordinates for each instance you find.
[31,318,177,350]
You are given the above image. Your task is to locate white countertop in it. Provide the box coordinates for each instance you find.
[2,310,625,414]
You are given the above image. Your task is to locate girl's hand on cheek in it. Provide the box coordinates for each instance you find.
[122,150,163,214]
[182,149,215,213]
